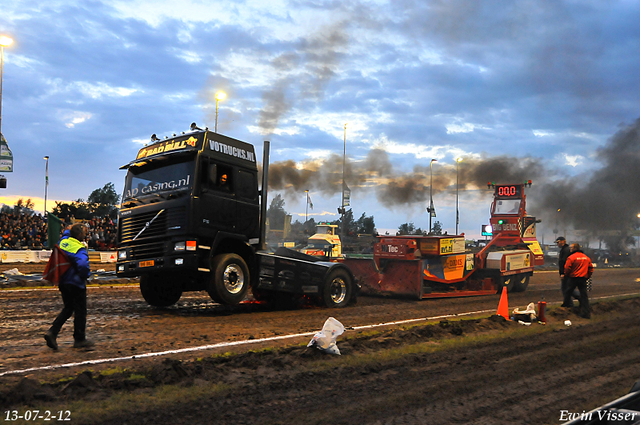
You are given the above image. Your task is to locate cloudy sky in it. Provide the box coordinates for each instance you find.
[0,0,639,241]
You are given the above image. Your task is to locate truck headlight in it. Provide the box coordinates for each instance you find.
[174,241,196,251]
[118,250,127,260]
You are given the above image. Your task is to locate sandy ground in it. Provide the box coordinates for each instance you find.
[0,267,639,424]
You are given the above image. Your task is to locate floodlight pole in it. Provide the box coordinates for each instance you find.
[44,156,49,214]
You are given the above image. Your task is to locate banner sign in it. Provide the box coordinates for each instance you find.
[136,135,201,160]
[0,133,13,172]
[343,184,351,207]
[0,250,115,263]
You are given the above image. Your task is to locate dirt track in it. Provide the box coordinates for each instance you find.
[1,267,639,424]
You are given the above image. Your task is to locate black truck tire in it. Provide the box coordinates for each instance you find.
[140,274,182,307]
[496,275,515,294]
[208,253,250,305]
[511,273,530,292]
[322,268,354,308]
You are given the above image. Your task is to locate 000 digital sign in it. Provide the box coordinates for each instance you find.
[494,185,522,198]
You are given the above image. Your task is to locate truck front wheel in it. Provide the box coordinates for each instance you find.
[140,274,182,307]
[322,269,354,308]
[208,254,250,305]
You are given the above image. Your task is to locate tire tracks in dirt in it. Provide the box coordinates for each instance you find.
[83,299,640,425]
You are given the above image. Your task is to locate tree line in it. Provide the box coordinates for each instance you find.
[51,183,120,221]
[266,194,444,237]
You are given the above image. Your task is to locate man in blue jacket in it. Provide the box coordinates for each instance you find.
[44,223,94,350]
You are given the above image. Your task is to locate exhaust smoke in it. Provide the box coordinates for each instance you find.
[266,118,640,251]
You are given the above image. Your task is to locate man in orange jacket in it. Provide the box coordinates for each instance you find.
[563,243,594,319]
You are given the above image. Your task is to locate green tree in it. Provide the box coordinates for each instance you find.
[267,194,287,230]
[398,222,425,235]
[51,199,92,221]
[432,221,443,235]
[397,222,416,235]
[51,182,120,221]
[287,218,317,247]
[88,182,120,218]
[302,217,317,234]
[332,208,355,236]
[355,212,376,235]
[14,198,35,216]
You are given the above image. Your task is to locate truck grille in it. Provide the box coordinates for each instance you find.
[120,207,186,244]
[130,241,165,260]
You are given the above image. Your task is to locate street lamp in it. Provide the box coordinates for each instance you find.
[214,91,226,133]
[43,156,49,215]
[456,157,463,235]
[636,213,640,248]
[341,123,347,239]
[305,190,309,223]
[428,158,437,234]
[637,213,640,249]
[0,36,13,138]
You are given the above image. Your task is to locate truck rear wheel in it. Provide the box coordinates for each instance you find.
[511,273,530,292]
[208,254,250,305]
[140,274,182,307]
[322,268,353,308]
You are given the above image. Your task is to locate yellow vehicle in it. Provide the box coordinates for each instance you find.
[302,223,342,258]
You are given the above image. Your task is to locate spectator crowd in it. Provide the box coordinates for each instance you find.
[0,211,118,251]
[84,217,118,250]
[0,211,47,250]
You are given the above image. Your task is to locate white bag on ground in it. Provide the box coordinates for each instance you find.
[307,317,345,355]
[512,302,537,322]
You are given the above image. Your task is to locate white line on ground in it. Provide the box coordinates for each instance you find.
[1,292,638,377]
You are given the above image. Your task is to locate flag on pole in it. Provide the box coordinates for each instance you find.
[46,213,64,249]
[429,200,436,217]
[308,194,313,210]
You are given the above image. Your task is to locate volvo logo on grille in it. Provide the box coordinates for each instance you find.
[133,209,165,241]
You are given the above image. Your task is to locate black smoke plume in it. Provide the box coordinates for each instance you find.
[267,149,542,207]
[537,118,640,252]
[258,22,349,134]
[267,118,640,252]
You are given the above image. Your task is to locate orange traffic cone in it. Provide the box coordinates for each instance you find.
[497,287,510,320]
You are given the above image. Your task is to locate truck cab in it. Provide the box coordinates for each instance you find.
[117,125,260,306]
[487,182,544,265]
[301,223,342,258]
[116,124,358,309]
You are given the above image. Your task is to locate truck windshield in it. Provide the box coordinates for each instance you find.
[493,199,521,215]
[123,158,195,201]
[315,227,335,235]
[305,242,333,250]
